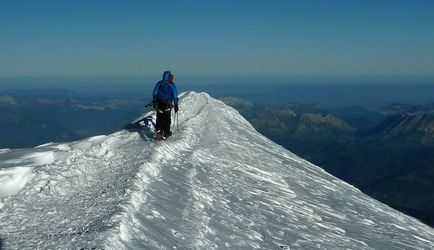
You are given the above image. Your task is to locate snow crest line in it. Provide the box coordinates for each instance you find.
[113,92,434,249]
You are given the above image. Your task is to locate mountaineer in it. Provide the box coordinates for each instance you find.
[152,71,179,140]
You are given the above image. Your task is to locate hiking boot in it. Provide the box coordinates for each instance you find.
[164,131,172,138]
[155,131,163,140]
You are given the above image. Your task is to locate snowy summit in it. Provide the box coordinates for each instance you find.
[0,92,433,249]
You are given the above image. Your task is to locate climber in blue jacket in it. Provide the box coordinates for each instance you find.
[152,71,179,139]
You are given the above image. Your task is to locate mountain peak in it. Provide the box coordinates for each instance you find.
[1,91,433,249]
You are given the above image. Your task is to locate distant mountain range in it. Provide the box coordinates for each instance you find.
[221,97,434,227]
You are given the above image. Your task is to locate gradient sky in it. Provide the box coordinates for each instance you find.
[1,0,434,79]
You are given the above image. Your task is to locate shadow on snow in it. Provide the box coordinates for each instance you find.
[123,113,156,141]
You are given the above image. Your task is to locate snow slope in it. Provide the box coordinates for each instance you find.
[1,92,434,249]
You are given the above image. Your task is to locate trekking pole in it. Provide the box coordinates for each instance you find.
[144,102,154,114]
[176,112,179,132]
[171,111,175,132]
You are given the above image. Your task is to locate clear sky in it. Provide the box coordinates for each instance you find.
[1,0,434,80]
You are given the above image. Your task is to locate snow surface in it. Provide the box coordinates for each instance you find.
[1,91,434,249]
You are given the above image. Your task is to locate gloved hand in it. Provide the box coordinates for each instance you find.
[174,105,179,113]
[153,102,157,109]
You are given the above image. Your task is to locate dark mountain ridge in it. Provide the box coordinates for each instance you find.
[0,91,145,148]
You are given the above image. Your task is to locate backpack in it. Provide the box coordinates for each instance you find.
[157,81,174,102]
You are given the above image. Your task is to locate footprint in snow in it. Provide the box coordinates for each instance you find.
[171,229,185,240]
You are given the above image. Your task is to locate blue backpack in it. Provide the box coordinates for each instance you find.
[153,71,178,106]
[157,81,174,102]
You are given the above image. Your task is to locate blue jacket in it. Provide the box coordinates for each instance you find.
[153,71,178,106]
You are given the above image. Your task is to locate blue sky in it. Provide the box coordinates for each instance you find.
[1,0,434,80]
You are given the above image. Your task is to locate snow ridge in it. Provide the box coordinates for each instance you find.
[1,91,434,249]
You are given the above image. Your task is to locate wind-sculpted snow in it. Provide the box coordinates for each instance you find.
[1,92,434,249]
